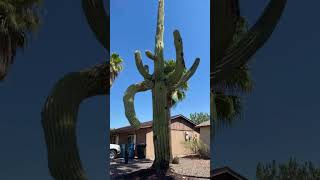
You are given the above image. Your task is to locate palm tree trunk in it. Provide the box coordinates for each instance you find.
[41,63,108,180]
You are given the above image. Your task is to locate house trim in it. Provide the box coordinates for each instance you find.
[211,167,248,180]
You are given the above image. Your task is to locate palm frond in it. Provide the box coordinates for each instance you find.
[110,52,123,85]
[0,0,41,80]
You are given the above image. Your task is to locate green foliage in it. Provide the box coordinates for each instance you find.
[213,17,253,129]
[189,112,210,125]
[0,0,42,79]
[165,59,188,108]
[183,139,210,159]
[110,53,123,85]
[256,158,320,180]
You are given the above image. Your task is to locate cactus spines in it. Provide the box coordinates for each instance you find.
[123,0,200,171]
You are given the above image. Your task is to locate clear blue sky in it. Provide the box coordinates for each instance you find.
[110,0,210,128]
[214,1,320,179]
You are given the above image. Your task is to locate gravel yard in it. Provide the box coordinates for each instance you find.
[110,157,210,179]
[171,157,210,179]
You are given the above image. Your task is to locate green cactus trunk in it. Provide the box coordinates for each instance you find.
[42,63,108,180]
[151,82,171,169]
[123,0,200,172]
[41,1,110,179]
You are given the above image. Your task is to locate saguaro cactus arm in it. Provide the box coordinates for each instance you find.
[41,63,108,180]
[135,51,152,80]
[171,58,200,90]
[167,30,186,85]
[123,80,153,128]
[82,0,108,50]
[145,50,155,60]
[211,0,287,83]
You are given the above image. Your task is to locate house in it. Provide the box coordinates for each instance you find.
[110,114,200,159]
[195,120,210,151]
[211,167,248,180]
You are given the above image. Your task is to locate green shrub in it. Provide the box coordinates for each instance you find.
[183,139,210,159]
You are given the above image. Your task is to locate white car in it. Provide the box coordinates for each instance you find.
[110,144,121,159]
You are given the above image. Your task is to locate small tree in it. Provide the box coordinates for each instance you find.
[256,158,320,180]
[189,112,210,125]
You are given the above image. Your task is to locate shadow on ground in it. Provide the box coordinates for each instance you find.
[110,158,153,178]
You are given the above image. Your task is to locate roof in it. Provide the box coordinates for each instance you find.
[111,114,196,133]
[211,167,248,180]
[195,120,210,128]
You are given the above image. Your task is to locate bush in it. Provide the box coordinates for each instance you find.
[183,139,210,159]
[172,157,180,164]
[197,141,210,159]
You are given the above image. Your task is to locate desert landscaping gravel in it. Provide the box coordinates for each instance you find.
[110,157,210,179]
[171,158,210,179]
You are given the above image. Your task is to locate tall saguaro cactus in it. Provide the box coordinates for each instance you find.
[41,0,109,179]
[123,0,200,171]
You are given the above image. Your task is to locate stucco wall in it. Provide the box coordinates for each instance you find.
[136,128,148,144]
[117,132,131,144]
[145,129,154,159]
[200,126,210,150]
[171,130,199,157]
[111,117,201,159]
[145,119,200,160]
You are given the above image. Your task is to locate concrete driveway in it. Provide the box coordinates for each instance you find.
[110,158,153,178]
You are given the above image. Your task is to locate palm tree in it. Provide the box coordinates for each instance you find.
[213,16,253,133]
[165,59,188,108]
[0,0,42,80]
[110,53,123,86]
[214,66,253,129]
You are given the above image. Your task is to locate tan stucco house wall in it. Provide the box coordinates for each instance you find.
[199,126,210,150]
[195,120,210,151]
[110,115,200,160]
